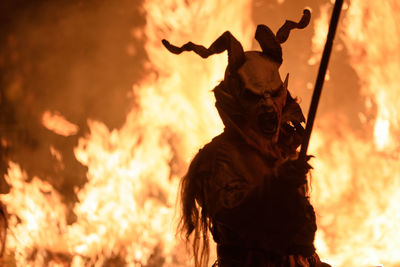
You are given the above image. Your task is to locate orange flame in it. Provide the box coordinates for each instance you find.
[2,0,253,266]
[41,110,79,137]
[310,1,400,266]
[2,1,400,266]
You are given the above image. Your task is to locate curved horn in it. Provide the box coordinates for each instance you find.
[276,9,311,44]
[255,25,283,64]
[162,31,245,71]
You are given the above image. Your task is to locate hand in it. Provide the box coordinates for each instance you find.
[275,155,313,188]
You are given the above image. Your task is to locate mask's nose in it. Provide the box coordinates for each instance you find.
[262,92,274,103]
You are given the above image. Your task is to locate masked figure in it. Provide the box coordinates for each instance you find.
[163,10,330,267]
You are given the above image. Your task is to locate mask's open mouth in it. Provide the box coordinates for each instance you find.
[258,112,278,137]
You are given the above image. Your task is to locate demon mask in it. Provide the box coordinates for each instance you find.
[162,10,310,157]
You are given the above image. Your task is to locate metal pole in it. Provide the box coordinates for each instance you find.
[299,0,344,160]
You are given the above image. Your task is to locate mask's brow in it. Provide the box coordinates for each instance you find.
[268,85,283,96]
[245,86,264,96]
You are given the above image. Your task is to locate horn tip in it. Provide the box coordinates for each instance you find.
[161,39,183,54]
[161,39,170,47]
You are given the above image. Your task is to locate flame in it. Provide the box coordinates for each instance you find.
[41,110,79,137]
[308,3,330,66]
[1,0,253,266]
[342,0,400,152]
[2,162,69,266]
[310,1,400,266]
[3,0,400,266]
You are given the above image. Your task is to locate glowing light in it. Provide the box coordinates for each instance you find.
[41,110,79,136]
[308,3,330,65]
[3,1,400,266]
[1,0,253,266]
[310,1,400,266]
[374,118,389,150]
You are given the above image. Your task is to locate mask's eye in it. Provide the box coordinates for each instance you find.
[271,86,282,98]
[243,89,262,102]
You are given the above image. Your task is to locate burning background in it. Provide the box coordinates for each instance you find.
[0,0,399,266]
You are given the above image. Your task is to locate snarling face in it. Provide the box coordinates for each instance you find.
[237,52,287,142]
[162,9,310,153]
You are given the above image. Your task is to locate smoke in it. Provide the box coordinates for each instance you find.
[0,0,146,209]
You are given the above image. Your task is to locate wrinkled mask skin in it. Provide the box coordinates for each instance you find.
[236,52,288,144]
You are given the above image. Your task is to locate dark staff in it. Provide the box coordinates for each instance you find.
[299,0,344,160]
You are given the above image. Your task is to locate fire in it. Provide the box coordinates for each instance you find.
[41,110,79,137]
[2,162,69,266]
[310,1,400,266]
[1,0,252,266]
[2,0,400,266]
[342,0,400,152]
[308,3,330,66]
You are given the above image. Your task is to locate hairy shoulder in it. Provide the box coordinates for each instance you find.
[189,132,235,175]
